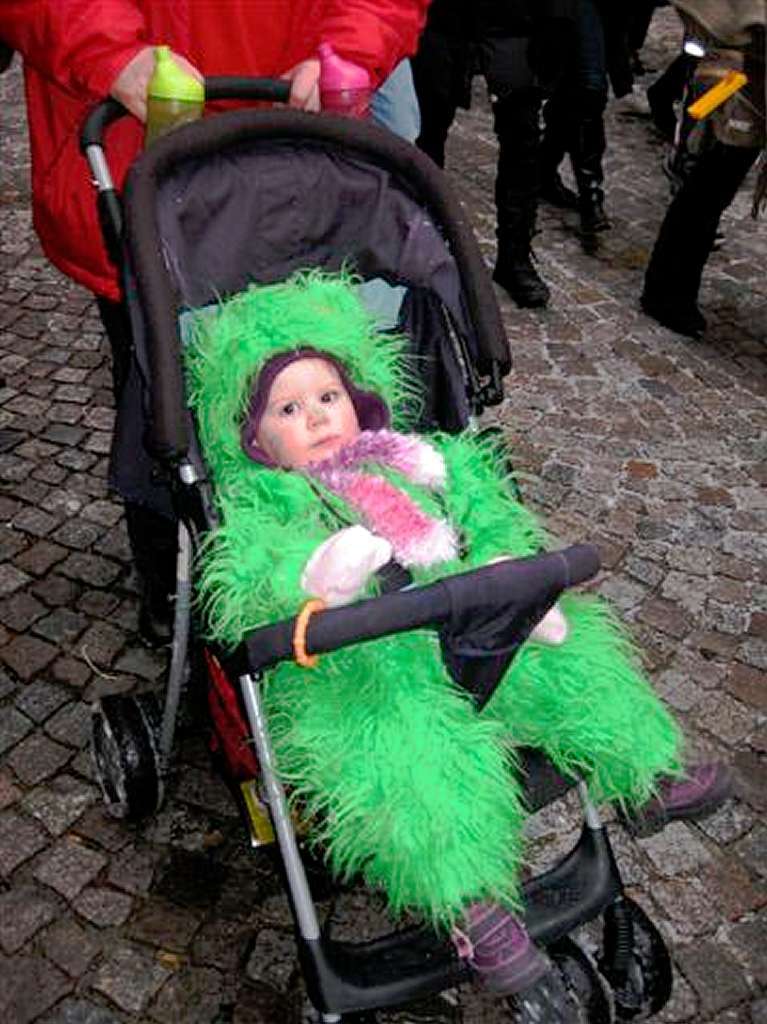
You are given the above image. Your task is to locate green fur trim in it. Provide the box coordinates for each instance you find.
[184,269,418,502]
[263,633,527,927]
[486,595,684,808]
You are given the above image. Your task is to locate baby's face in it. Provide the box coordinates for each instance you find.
[255,357,360,468]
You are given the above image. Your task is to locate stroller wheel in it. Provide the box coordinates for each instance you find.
[91,692,164,820]
[548,936,615,1024]
[598,897,673,1020]
[507,958,585,1024]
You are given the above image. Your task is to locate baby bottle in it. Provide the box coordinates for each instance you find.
[145,45,204,147]
[318,42,371,118]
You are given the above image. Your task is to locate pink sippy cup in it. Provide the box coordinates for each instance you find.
[318,43,371,118]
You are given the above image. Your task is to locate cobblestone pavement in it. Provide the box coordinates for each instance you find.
[1,10,765,1024]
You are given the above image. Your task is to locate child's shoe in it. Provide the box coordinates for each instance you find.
[455,903,550,996]
[621,761,733,837]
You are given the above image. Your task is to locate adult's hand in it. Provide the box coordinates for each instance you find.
[282,57,321,111]
[110,46,202,122]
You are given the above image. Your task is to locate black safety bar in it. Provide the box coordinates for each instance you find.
[236,544,600,677]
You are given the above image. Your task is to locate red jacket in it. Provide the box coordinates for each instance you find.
[3,0,428,300]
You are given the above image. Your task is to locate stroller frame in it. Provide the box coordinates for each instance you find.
[83,86,674,1022]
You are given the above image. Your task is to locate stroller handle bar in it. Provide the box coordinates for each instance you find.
[80,77,291,275]
[238,544,600,677]
[80,77,292,154]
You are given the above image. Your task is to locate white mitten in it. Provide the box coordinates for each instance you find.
[530,604,569,646]
[301,525,393,607]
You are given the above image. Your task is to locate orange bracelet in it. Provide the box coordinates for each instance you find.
[293,598,326,668]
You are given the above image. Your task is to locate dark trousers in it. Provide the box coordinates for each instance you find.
[97,297,178,595]
[493,91,543,243]
[541,0,608,192]
[627,1,657,54]
[647,52,693,110]
[643,142,760,305]
[413,60,542,247]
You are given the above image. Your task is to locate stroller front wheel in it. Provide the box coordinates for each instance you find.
[91,692,164,820]
[598,896,673,1020]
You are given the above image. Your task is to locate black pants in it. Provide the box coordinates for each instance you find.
[412,44,542,245]
[627,1,657,54]
[643,142,760,306]
[647,52,693,110]
[540,0,608,194]
[97,297,178,595]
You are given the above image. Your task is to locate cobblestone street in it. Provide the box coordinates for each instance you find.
[0,9,765,1024]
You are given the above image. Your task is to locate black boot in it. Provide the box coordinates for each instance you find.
[492,93,550,308]
[493,245,550,309]
[570,90,611,240]
[578,187,611,234]
[540,172,579,210]
[540,91,577,209]
[640,292,706,339]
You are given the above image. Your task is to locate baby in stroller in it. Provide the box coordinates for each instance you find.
[185,269,731,1008]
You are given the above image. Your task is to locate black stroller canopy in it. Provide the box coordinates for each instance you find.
[157,140,463,314]
[124,109,509,459]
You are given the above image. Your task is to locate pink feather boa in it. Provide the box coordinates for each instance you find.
[305,430,459,567]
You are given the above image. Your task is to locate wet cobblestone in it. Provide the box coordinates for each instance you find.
[1,9,765,1022]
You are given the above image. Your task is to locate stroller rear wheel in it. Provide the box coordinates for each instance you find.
[598,897,673,1020]
[91,692,164,820]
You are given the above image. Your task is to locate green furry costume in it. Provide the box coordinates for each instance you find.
[185,271,683,928]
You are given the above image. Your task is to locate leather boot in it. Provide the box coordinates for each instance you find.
[540,172,579,210]
[493,243,550,309]
[492,92,550,309]
[579,187,611,234]
[540,91,577,209]
[570,91,611,238]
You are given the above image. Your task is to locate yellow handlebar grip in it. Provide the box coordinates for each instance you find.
[688,69,748,120]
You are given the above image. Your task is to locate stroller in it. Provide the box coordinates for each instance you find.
[82,81,674,1023]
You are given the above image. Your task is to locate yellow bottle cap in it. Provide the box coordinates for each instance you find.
[148,45,204,102]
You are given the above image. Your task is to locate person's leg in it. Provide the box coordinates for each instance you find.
[642,142,760,336]
[97,297,177,645]
[266,630,525,918]
[411,33,463,167]
[488,595,685,808]
[489,593,731,833]
[570,88,610,234]
[367,57,438,326]
[647,51,694,140]
[540,85,580,209]
[492,88,550,308]
[370,59,421,143]
[95,296,132,399]
[263,629,556,994]
[568,0,611,237]
[627,0,657,72]
[413,86,457,168]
